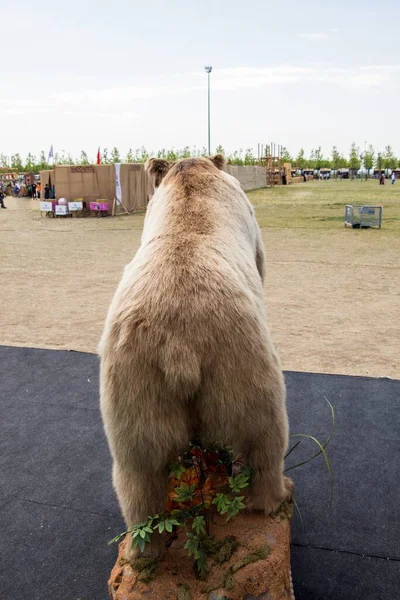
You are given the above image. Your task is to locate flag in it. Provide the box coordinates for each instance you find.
[96,147,101,165]
[115,163,122,204]
[48,145,54,165]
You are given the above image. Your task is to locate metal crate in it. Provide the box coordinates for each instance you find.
[344,205,382,229]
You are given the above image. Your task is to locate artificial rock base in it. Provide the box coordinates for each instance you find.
[108,508,294,600]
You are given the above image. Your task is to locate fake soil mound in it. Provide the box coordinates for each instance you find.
[108,508,294,600]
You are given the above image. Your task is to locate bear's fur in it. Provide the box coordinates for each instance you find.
[99,155,291,558]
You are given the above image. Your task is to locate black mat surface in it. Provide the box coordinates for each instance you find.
[0,346,399,600]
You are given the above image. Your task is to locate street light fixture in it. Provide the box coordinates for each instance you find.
[205,66,212,155]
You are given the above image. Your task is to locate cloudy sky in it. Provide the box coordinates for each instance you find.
[2,0,399,160]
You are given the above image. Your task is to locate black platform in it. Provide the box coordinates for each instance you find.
[0,346,399,599]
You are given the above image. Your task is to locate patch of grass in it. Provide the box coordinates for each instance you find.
[176,583,191,600]
[271,501,294,521]
[231,544,271,573]
[131,556,158,583]
[248,180,400,232]
[203,535,239,564]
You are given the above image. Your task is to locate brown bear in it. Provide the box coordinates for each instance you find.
[99,155,291,558]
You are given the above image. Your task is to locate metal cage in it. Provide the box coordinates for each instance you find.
[344,205,382,229]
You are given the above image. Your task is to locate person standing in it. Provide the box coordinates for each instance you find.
[44,184,50,199]
[37,182,41,199]
[0,190,6,209]
[391,172,395,185]
[31,182,37,198]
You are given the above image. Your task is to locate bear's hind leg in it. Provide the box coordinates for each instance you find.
[113,461,169,560]
[242,436,293,515]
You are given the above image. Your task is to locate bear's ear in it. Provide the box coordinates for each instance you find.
[145,158,172,188]
[209,154,226,170]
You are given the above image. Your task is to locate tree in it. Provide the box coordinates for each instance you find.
[310,147,324,170]
[348,142,361,176]
[383,145,397,172]
[137,146,150,162]
[80,151,90,165]
[308,149,316,169]
[180,146,191,158]
[244,148,256,165]
[331,147,346,177]
[11,153,23,172]
[331,146,340,172]
[165,149,178,161]
[125,148,135,162]
[102,148,110,164]
[38,151,48,171]
[376,152,383,172]
[314,147,324,169]
[295,148,306,169]
[110,146,121,163]
[0,153,9,168]
[363,145,374,178]
[24,153,36,172]
[280,147,292,162]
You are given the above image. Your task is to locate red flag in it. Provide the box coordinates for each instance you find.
[96,147,101,165]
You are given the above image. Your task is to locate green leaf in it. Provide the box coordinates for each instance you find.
[168,519,181,527]
[225,496,246,522]
[229,472,251,493]
[174,482,196,503]
[192,516,206,536]
[108,530,128,545]
[212,492,230,513]
[169,461,186,480]
[138,537,146,552]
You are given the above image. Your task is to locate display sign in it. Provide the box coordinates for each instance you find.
[68,201,83,211]
[55,205,68,215]
[40,202,53,212]
[90,202,109,211]
[71,166,94,173]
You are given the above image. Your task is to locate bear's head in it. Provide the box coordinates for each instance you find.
[145,155,226,188]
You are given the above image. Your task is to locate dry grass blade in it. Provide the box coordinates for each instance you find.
[285,397,335,472]
[284,440,301,459]
[287,433,333,508]
[293,496,304,531]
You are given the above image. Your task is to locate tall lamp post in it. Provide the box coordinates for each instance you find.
[205,66,212,155]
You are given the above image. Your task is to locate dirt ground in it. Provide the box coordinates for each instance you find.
[1,180,399,378]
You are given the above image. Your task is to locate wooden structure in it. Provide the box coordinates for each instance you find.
[258,143,290,187]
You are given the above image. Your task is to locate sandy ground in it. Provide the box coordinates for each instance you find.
[1,185,399,378]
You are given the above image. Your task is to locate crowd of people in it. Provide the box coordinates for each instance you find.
[0,179,52,200]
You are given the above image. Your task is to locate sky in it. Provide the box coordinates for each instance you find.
[1,0,400,161]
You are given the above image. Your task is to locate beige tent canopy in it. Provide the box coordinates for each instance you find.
[39,164,150,214]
